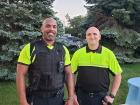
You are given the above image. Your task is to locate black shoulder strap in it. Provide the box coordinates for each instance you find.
[30,41,35,64]
[30,39,42,63]
[56,43,65,60]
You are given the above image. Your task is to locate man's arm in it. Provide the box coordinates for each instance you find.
[64,65,75,104]
[103,74,122,105]
[111,74,122,96]
[65,65,75,98]
[16,64,29,105]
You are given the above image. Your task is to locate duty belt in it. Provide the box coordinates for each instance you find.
[33,88,64,98]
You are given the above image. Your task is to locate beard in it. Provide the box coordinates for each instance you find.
[47,34,56,41]
[43,31,56,41]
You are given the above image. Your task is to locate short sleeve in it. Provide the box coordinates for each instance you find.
[63,46,71,66]
[17,43,31,65]
[109,52,122,75]
[71,50,79,73]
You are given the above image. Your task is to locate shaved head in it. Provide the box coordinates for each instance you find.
[85,26,101,46]
[86,27,100,36]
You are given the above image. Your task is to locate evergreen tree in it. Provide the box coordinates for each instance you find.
[83,0,140,63]
[65,14,86,38]
[0,1,64,80]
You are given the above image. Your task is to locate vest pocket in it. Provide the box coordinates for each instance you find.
[57,61,64,73]
[30,73,41,91]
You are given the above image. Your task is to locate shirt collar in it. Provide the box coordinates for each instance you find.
[86,45,102,53]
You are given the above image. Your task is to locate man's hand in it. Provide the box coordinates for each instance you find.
[73,94,79,105]
[102,95,114,105]
[65,94,79,105]
[65,98,74,105]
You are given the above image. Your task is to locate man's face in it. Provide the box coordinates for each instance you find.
[86,27,101,45]
[41,19,57,41]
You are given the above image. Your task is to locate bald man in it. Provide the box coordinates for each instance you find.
[16,17,75,105]
[71,27,122,105]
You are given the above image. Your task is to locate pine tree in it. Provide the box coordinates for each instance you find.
[83,0,140,63]
[0,1,64,80]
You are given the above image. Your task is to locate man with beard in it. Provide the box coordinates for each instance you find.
[16,17,75,105]
[71,27,122,105]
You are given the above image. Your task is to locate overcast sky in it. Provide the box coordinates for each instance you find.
[53,0,87,26]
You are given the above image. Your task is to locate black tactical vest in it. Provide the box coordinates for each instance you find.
[28,39,65,92]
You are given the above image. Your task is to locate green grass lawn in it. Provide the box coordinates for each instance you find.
[113,63,140,105]
[0,63,140,105]
[0,81,18,105]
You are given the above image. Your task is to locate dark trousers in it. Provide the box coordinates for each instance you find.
[76,88,107,105]
[30,92,64,105]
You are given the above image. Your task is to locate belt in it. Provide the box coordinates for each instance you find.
[33,88,64,98]
[78,88,107,97]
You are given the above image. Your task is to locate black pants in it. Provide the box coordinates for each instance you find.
[30,92,64,105]
[76,88,107,105]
